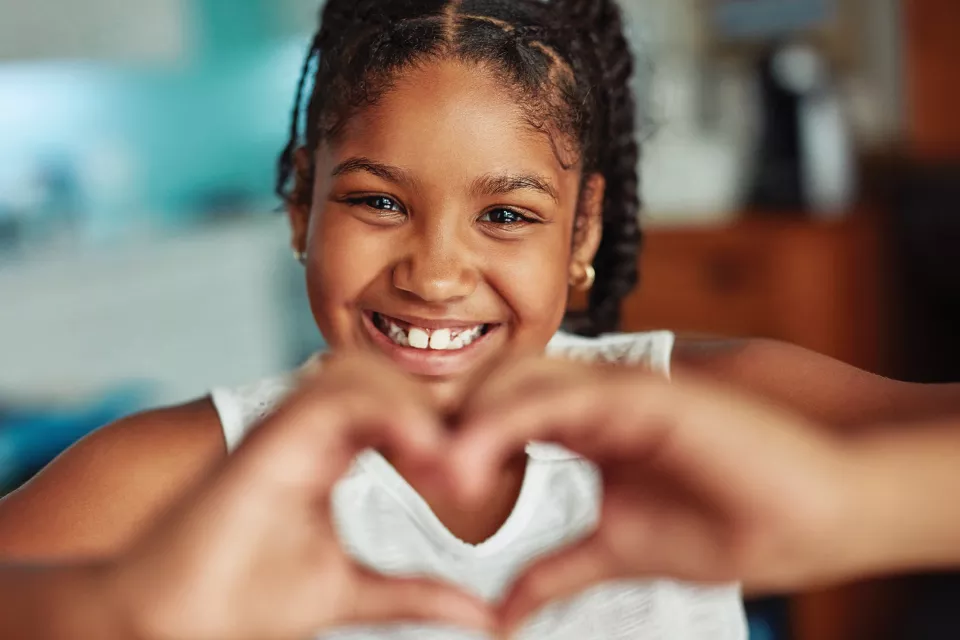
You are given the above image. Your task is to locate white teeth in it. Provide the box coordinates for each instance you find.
[386,320,408,347]
[452,326,483,349]
[376,314,487,351]
[408,327,430,350]
[429,329,451,350]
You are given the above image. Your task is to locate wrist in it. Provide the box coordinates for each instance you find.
[839,440,903,579]
[844,426,957,578]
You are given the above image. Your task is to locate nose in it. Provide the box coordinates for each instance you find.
[392,228,479,303]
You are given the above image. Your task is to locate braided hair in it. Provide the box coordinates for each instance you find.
[277,0,641,336]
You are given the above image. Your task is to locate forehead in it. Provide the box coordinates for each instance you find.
[325,59,580,190]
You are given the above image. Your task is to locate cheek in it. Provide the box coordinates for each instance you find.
[304,211,391,335]
[488,232,572,336]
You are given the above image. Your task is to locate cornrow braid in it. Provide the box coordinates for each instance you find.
[562,0,642,335]
[276,32,320,205]
[276,0,643,336]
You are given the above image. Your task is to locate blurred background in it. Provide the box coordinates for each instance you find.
[0,1,958,639]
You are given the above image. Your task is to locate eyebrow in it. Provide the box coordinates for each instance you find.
[331,157,419,189]
[471,173,560,204]
[331,157,560,204]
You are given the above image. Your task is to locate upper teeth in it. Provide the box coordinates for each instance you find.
[379,315,484,351]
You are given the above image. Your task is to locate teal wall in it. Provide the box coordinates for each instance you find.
[0,0,315,235]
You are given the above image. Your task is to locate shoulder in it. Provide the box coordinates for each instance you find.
[548,330,676,375]
[211,372,300,452]
[112,398,224,447]
[78,399,227,471]
[0,399,226,559]
[23,398,227,487]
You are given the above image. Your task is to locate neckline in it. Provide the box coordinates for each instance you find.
[357,449,549,558]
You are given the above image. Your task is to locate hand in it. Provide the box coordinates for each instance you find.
[450,357,860,633]
[107,353,493,640]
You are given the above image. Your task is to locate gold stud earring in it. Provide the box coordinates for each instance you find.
[293,249,307,265]
[581,264,596,290]
[571,264,596,291]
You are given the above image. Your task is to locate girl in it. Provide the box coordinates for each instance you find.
[2,0,959,637]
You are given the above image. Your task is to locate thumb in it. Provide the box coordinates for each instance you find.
[349,568,494,632]
[498,535,620,634]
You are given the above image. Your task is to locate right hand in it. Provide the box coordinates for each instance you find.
[450,361,868,631]
[106,353,492,640]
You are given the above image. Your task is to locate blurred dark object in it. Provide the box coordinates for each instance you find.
[746,42,855,215]
[747,45,805,210]
[890,162,960,384]
[905,574,960,640]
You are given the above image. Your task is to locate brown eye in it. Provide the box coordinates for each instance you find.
[480,209,533,225]
[350,195,402,212]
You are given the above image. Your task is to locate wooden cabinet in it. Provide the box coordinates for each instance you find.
[614,215,904,640]
[621,216,886,373]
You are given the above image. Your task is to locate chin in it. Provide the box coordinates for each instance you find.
[417,377,471,417]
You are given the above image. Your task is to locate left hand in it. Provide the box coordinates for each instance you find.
[449,356,858,633]
[107,353,493,640]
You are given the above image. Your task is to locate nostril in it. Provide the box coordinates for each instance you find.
[391,251,480,303]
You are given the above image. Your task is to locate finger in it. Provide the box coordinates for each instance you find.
[342,392,444,460]
[451,388,619,500]
[327,359,446,459]
[239,387,445,492]
[349,569,494,632]
[497,535,619,635]
[459,356,586,419]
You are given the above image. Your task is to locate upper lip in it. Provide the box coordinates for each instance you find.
[369,311,493,331]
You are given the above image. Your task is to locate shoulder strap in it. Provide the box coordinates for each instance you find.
[210,375,298,452]
[547,330,676,377]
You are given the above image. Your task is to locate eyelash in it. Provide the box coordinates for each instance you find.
[478,209,536,228]
[344,195,404,214]
[343,195,539,229]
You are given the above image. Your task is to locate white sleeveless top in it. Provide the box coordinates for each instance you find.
[211,331,746,640]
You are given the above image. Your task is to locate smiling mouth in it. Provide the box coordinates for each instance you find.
[370,312,495,351]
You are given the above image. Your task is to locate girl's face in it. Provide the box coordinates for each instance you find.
[289,59,603,409]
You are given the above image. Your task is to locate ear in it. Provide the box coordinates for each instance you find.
[286,147,313,255]
[570,172,605,277]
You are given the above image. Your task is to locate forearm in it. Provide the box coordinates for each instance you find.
[675,338,960,431]
[0,563,127,639]
[850,419,960,577]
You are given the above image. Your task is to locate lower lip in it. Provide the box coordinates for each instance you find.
[361,312,500,377]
